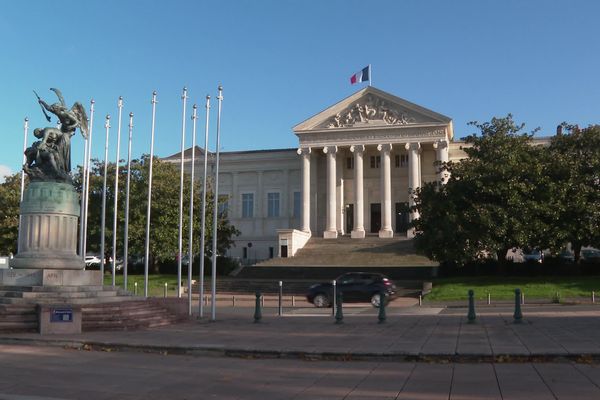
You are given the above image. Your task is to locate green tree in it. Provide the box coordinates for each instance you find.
[77,155,239,271]
[413,115,552,264]
[0,173,22,255]
[546,125,600,261]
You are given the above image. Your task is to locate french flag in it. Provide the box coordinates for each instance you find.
[350,65,370,85]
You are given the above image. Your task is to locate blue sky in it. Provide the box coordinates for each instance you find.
[1,0,599,181]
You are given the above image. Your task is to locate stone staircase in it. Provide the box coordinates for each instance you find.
[0,285,189,333]
[256,236,438,267]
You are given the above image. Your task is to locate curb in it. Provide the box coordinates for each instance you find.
[1,337,600,364]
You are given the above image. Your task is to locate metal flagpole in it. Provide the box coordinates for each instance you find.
[187,104,198,316]
[20,117,29,203]
[211,85,223,322]
[19,117,29,254]
[123,112,134,291]
[369,64,372,87]
[144,91,157,298]
[99,115,111,276]
[82,100,95,259]
[79,130,89,257]
[112,96,124,287]
[199,95,210,318]
[177,87,188,298]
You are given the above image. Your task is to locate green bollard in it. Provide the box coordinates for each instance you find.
[378,291,387,324]
[514,288,523,323]
[254,291,262,323]
[467,289,476,323]
[335,291,344,324]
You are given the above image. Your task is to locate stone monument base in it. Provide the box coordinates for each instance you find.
[0,269,101,287]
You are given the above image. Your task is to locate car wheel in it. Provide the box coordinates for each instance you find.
[313,294,330,308]
[371,293,382,308]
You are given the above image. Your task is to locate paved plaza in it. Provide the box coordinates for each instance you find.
[3,304,600,399]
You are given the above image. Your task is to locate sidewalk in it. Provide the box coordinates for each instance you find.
[3,303,600,363]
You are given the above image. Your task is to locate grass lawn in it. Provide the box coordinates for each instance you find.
[426,276,600,302]
[103,274,193,297]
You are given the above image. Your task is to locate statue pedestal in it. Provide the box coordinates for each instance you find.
[10,181,84,270]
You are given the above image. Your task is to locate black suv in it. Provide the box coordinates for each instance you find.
[306,272,397,308]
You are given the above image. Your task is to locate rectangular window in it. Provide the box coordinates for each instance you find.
[269,247,274,258]
[346,157,354,169]
[293,191,301,218]
[218,195,229,217]
[242,193,254,218]
[267,192,280,218]
[370,156,381,168]
[243,247,248,259]
[395,155,399,168]
[400,154,408,167]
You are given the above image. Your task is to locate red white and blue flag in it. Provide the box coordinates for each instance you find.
[350,65,370,85]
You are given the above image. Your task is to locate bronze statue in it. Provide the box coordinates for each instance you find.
[24,88,88,183]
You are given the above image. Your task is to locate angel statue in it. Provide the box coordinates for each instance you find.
[24,88,88,183]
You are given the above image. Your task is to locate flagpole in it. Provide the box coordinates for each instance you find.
[100,115,111,276]
[82,99,95,259]
[199,95,210,318]
[144,91,157,298]
[369,64,372,87]
[79,123,89,258]
[211,85,223,322]
[20,118,28,203]
[19,117,29,254]
[177,87,188,299]
[187,104,198,316]
[123,112,134,292]
[112,96,124,287]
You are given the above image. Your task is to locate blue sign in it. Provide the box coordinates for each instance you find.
[50,308,73,323]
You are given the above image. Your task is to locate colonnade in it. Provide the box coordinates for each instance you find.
[297,139,449,239]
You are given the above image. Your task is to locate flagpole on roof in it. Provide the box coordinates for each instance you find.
[369,64,372,87]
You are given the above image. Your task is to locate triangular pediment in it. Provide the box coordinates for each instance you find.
[293,86,452,133]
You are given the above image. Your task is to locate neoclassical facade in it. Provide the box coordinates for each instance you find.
[166,87,469,262]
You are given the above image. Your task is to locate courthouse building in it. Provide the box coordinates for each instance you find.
[165,86,470,262]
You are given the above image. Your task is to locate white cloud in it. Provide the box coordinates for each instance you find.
[0,165,13,184]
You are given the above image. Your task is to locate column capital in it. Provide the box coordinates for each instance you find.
[405,142,421,152]
[350,144,365,154]
[323,145,338,154]
[297,147,311,155]
[432,139,448,150]
[377,143,392,152]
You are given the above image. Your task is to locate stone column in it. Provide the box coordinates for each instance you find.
[377,144,393,238]
[323,146,338,239]
[297,147,311,233]
[405,142,421,228]
[433,139,449,184]
[350,145,365,238]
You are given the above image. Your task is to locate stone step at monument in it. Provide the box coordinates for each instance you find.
[0,285,107,293]
[82,300,184,331]
[0,294,135,305]
[0,289,121,299]
[0,305,37,333]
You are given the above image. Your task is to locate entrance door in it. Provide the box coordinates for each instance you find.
[395,202,410,233]
[345,204,354,234]
[280,245,288,258]
[370,203,381,233]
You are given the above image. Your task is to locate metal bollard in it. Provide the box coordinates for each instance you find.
[278,281,283,316]
[487,292,491,305]
[521,291,525,305]
[467,289,476,323]
[335,290,344,324]
[593,291,596,304]
[378,291,387,324]
[514,288,523,323]
[232,295,236,307]
[254,291,262,323]
[261,295,265,308]
[418,294,422,307]
[292,296,296,307]
[164,282,168,298]
[134,282,138,296]
[332,280,337,316]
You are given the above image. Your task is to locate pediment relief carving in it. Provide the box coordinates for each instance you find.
[320,94,419,129]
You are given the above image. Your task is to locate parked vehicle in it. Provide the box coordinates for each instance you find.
[523,248,544,264]
[84,255,102,268]
[581,249,600,264]
[306,272,397,308]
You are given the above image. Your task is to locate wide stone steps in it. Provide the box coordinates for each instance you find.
[82,300,184,331]
[0,305,37,333]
